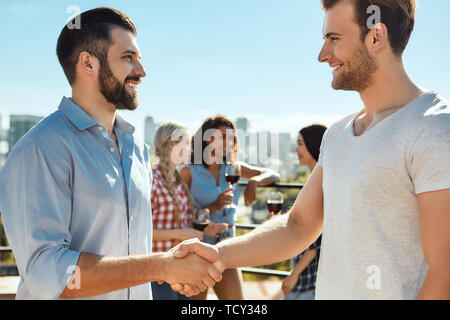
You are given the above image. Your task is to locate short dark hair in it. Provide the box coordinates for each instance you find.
[56,7,137,85]
[321,0,416,56]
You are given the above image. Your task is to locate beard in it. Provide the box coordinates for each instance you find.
[332,43,378,92]
[98,60,139,111]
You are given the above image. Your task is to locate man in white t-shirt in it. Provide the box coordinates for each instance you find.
[172,0,450,299]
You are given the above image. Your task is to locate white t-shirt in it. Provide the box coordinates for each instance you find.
[315,91,450,300]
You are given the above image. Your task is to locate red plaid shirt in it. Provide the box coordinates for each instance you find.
[151,165,193,252]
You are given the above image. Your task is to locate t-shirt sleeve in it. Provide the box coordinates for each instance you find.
[317,128,330,168]
[409,114,450,195]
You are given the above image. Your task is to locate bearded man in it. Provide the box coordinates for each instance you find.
[0,7,221,300]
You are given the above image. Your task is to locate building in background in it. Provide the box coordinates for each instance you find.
[8,115,43,155]
[236,117,250,164]
[235,117,249,133]
[144,116,157,153]
[278,133,291,163]
[234,117,299,178]
[0,115,8,167]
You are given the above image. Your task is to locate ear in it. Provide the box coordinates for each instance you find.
[366,23,388,54]
[77,51,100,79]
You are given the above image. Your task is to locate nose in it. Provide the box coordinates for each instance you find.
[318,42,332,63]
[135,60,147,78]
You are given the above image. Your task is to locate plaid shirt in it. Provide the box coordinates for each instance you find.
[151,165,193,252]
[290,235,322,294]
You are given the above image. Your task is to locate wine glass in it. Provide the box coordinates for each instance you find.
[224,162,241,209]
[267,191,284,217]
[192,208,210,231]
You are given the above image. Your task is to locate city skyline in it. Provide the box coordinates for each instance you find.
[1,1,449,142]
[143,115,301,177]
[0,112,302,177]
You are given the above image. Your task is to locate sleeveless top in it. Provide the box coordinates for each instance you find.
[186,164,240,227]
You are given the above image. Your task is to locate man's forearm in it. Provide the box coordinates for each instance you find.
[60,252,166,298]
[216,213,320,270]
[60,241,222,299]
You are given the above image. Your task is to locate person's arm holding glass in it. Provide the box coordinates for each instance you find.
[222,161,281,209]
[179,166,230,239]
[239,162,280,206]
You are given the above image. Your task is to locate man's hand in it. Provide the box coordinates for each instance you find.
[161,239,223,297]
[168,238,225,296]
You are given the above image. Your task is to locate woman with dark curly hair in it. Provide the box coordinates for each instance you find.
[180,115,280,300]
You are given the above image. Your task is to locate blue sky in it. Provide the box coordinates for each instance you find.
[1,0,449,139]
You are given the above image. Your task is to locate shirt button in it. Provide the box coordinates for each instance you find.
[98,126,104,131]
[130,289,134,295]
[129,215,134,222]
[110,147,115,153]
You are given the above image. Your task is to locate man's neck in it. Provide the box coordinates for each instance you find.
[71,87,117,138]
[355,60,423,134]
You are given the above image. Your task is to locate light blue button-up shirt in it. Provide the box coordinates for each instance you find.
[0,97,153,299]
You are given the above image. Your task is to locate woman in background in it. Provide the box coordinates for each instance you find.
[150,122,228,300]
[180,115,280,300]
[281,124,327,300]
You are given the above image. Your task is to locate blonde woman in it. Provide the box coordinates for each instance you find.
[151,122,228,300]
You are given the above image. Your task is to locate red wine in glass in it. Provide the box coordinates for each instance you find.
[193,208,210,231]
[225,174,240,185]
[224,163,241,209]
[192,220,209,231]
[267,200,283,216]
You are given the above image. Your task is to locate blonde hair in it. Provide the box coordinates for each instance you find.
[154,122,195,228]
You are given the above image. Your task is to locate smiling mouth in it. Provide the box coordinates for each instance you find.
[125,80,140,93]
[331,64,344,72]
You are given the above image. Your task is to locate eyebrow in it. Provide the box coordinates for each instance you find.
[323,32,343,39]
[121,49,141,59]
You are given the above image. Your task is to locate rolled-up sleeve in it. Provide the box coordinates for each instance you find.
[0,139,80,299]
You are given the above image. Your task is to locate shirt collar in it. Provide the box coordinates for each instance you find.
[58,96,135,134]
[115,113,135,134]
[58,96,98,131]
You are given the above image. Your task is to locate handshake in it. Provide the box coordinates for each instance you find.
[159,238,225,297]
